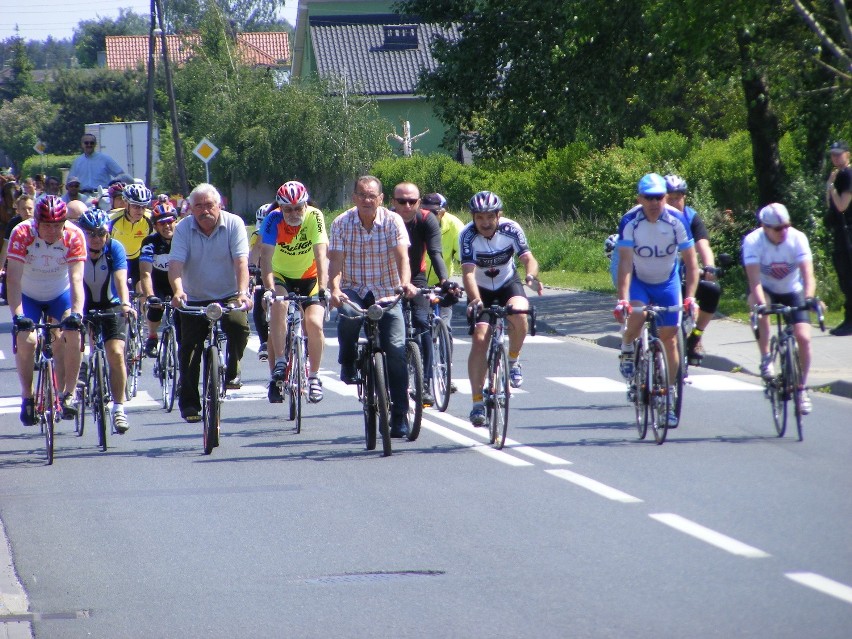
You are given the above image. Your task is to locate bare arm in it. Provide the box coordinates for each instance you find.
[139,261,155,298]
[6,259,24,315]
[745,263,767,306]
[800,259,816,299]
[462,263,480,308]
[68,260,84,315]
[313,242,328,290]
[327,249,346,307]
[616,246,633,301]
[259,244,275,291]
[233,255,252,309]
[518,252,543,295]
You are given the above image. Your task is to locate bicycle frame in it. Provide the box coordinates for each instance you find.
[83,309,124,451]
[267,292,314,433]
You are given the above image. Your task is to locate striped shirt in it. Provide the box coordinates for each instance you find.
[329,206,410,302]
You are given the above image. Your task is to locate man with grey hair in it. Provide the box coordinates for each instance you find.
[169,183,253,423]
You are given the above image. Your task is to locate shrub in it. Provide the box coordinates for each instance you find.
[21,154,78,182]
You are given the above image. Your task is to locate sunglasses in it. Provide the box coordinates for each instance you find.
[282,204,306,213]
[85,230,108,238]
[156,218,176,225]
[394,198,420,206]
[83,142,96,146]
[767,225,790,231]
[642,194,665,201]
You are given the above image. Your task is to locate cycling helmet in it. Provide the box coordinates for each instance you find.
[152,203,177,223]
[758,203,791,227]
[255,203,272,225]
[468,191,503,213]
[637,173,667,196]
[108,181,127,199]
[77,207,111,232]
[276,181,309,207]
[604,233,619,260]
[664,174,688,194]
[35,195,67,223]
[123,183,153,207]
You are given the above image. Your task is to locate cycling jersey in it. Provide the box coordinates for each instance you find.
[139,232,173,296]
[742,227,812,295]
[260,206,328,280]
[83,238,128,309]
[459,217,531,291]
[617,205,693,285]
[109,210,153,260]
[6,219,87,300]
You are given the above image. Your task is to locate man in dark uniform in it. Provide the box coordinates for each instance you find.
[826,140,852,336]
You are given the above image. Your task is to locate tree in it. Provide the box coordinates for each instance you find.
[161,0,289,33]
[791,0,852,82]
[73,9,149,67]
[0,33,35,102]
[0,96,58,169]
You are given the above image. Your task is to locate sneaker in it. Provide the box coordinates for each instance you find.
[665,411,679,428]
[112,407,129,434]
[267,380,283,403]
[180,406,201,423]
[760,355,775,380]
[226,376,241,390]
[340,362,357,385]
[272,360,286,382]
[686,333,704,366]
[60,393,77,419]
[619,352,635,379]
[509,362,523,388]
[798,389,812,415]
[421,387,435,407]
[20,397,36,426]
[390,413,410,438]
[258,342,268,361]
[144,336,158,358]
[308,376,323,403]
[469,402,487,427]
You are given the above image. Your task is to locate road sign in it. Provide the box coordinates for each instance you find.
[193,138,218,163]
[33,140,46,155]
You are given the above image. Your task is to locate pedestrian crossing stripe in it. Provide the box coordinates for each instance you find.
[549,375,761,393]
[549,377,626,393]
[246,335,564,350]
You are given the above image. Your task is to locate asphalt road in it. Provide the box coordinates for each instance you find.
[1,307,851,638]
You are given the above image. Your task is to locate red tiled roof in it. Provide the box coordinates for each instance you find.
[105,32,290,71]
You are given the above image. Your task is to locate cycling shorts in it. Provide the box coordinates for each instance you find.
[86,305,127,342]
[273,275,322,307]
[22,290,72,323]
[765,290,810,325]
[629,276,682,327]
[476,278,527,325]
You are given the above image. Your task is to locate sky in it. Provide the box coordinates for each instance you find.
[1,1,299,42]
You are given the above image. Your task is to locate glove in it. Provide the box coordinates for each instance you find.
[804,296,817,310]
[683,297,698,318]
[13,314,34,331]
[317,288,328,303]
[467,299,483,318]
[439,281,461,307]
[61,313,83,331]
[613,300,632,323]
[147,296,163,308]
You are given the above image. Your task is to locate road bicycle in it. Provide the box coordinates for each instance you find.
[266,291,325,434]
[627,304,683,445]
[176,301,245,455]
[80,308,124,451]
[149,298,178,412]
[124,290,145,400]
[471,303,536,450]
[751,299,825,441]
[342,291,405,457]
[417,286,458,413]
[401,296,426,441]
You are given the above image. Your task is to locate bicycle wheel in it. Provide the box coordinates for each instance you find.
[162,328,177,412]
[124,328,140,401]
[360,352,377,451]
[42,361,56,465]
[767,336,786,437]
[649,339,670,445]
[93,353,108,452]
[202,347,221,454]
[74,379,86,437]
[787,338,804,441]
[372,352,392,457]
[431,318,452,412]
[405,341,424,441]
[489,344,511,450]
[633,348,648,440]
[672,349,685,422]
[289,333,304,433]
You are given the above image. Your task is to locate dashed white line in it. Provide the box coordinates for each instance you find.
[420,418,533,467]
[785,572,852,605]
[545,468,643,503]
[649,513,771,558]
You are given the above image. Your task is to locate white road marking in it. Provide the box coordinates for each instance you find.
[649,513,771,558]
[686,374,761,392]
[545,468,643,503]
[549,376,627,393]
[449,379,527,395]
[0,349,6,360]
[124,390,161,409]
[420,418,533,467]
[247,335,261,351]
[785,572,852,605]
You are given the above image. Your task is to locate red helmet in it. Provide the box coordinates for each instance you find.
[108,182,127,199]
[276,181,309,207]
[35,195,68,223]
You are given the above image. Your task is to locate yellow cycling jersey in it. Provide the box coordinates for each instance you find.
[109,209,153,260]
[261,206,328,280]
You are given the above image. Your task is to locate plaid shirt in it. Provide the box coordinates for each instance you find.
[329,206,410,302]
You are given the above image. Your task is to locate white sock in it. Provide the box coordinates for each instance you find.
[621,343,634,354]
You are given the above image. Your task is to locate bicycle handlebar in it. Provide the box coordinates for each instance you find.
[340,290,405,319]
[751,299,826,333]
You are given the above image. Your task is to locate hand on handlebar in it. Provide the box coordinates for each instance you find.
[683,297,698,319]
[613,299,632,323]
[525,274,543,296]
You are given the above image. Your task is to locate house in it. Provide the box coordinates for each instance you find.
[104,32,290,71]
[291,0,459,156]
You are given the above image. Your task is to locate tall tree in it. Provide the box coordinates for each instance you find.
[161,0,288,33]
[0,96,57,169]
[73,9,149,67]
[0,33,35,101]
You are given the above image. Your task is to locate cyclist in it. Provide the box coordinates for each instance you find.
[461,190,542,427]
[260,182,328,404]
[614,173,699,428]
[392,182,450,407]
[107,181,126,212]
[139,202,178,357]
[423,192,465,324]
[664,174,722,365]
[109,183,153,291]
[168,183,252,423]
[249,203,273,362]
[328,175,417,438]
[743,203,817,414]
[78,208,135,433]
[6,195,86,425]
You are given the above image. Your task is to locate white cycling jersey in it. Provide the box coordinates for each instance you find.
[741,227,812,295]
[617,205,693,284]
[459,217,531,291]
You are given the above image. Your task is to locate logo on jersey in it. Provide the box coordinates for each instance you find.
[766,262,794,280]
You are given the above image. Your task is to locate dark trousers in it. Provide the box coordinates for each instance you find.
[409,294,433,385]
[252,286,269,343]
[832,241,852,321]
[178,298,249,411]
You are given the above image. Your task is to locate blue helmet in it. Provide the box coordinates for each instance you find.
[637,173,667,196]
[469,191,503,213]
[77,207,111,232]
[664,174,688,194]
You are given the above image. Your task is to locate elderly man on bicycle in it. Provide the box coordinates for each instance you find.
[259,181,329,405]
[7,195,86,425]
[614,173,700,428]
[460,190,543,427]
[743,203,817,414]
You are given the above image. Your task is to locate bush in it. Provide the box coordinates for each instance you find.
[21,154,77,181]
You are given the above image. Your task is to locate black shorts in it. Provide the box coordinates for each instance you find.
[272,276,322,307]
[476,278,527,324]
[86,305,127,342]
[765,290,810,324]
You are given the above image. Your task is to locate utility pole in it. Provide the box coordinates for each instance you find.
[156,0,188,195]
[145,0,156,186]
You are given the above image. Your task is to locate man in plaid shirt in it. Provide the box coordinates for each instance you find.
[329,175,417,438]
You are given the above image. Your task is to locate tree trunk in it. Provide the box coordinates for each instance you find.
[737,28,786,206]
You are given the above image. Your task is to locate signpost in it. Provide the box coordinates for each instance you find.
[192,138,218,183]
[33,140,46,172]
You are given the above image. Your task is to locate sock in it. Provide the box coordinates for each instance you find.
[472,393,483,404]
[690,328,703,338]
[112,403,125,415]
[621,343,634,354]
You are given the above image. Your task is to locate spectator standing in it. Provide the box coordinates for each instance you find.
[68,134,127,194]
[825,140,852,336]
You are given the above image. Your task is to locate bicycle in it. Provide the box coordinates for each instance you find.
[401,296,426,441]
[341,291,405,457]
[266,291,325,434]
[124,290,145,400]
[176,301,245,455]
[470,303,536,450]
[81,308,124,451]
[751,299,825,441]
[149,298,178,412]
[418,285,458,413]
[626,304,683,445]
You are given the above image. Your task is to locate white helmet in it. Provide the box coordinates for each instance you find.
[604,233,619,259]
[255,203,273,226]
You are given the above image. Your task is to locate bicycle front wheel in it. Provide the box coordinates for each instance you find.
[162,328,178,412]
[289,335,304,433]
[767,336,786,437]
[202,347,221,454]
[360,352,377,450]
[633,348,648,440]
[372,352,392,457]
[93,353,108,451]
[405,341,423,441]
[42,361,56,465]
[649,339,670,445]
[787,338,804,441]
[74,380,87,437]
[487,344,511,449]
[125,331,140,401]
[431,318,452,412]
